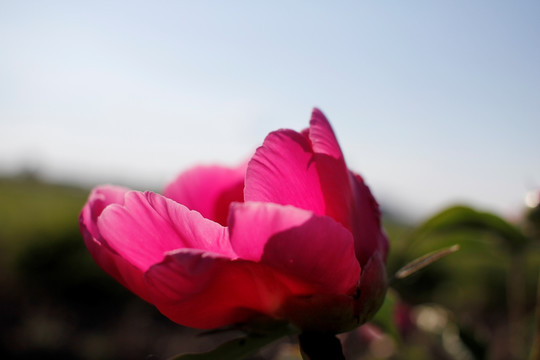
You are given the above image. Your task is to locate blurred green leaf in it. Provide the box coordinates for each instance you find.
[395,245,460,280]
[370,289,401,343]
[169,326,293,360]
[410,205,528,252]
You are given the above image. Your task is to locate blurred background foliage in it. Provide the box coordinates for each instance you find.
[0,174,538,359]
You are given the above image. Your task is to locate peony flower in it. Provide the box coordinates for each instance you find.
[79,109,388,333]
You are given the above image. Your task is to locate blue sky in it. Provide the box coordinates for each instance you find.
[1,1,539,220]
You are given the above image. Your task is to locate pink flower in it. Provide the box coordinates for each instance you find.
[79,109,389,332]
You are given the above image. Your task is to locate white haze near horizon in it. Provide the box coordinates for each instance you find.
[1,1,539,221]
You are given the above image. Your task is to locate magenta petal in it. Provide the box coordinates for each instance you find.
[229,202,361,295]
[245,129,326,215]
[87,242,152,302]
[309,108,346,160]
[245,109,354,235]
[80,185,130,240]
[350,173,389,264]
[97,191,233,272]
[309,109,388,264]
[145,249,293,329]
[354,252,388,324]
[308,109,358,237]
[164,164,245,225]
[80,185,152,302]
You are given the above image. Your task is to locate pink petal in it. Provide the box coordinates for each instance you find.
[308,108,346,160]
[145,249,297,329]
[86,240,152,302]
[350,173,389,264]
[80,185,152,302]
[244,129,326,215]
[80,185,130,240]
[245,109,388,266]
[97,191,233,272]
[306,109,355,233]
[164,164,245,226]
[245,109,353,227]
[354,252,388,324]
[308,110,388,263]
[228,202,361,295]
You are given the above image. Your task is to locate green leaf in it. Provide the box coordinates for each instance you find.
[410,205,528,252]
[168,325,294,360]
[394,245,460,280]
[370,289,401,343]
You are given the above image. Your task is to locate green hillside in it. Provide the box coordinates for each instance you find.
[0,175,88,254]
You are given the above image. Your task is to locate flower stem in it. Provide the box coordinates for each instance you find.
[298,332,346,360]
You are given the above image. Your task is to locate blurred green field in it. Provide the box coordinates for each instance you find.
[0,174,538,360]
[0,175,214,360]
[0,175,86,252]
